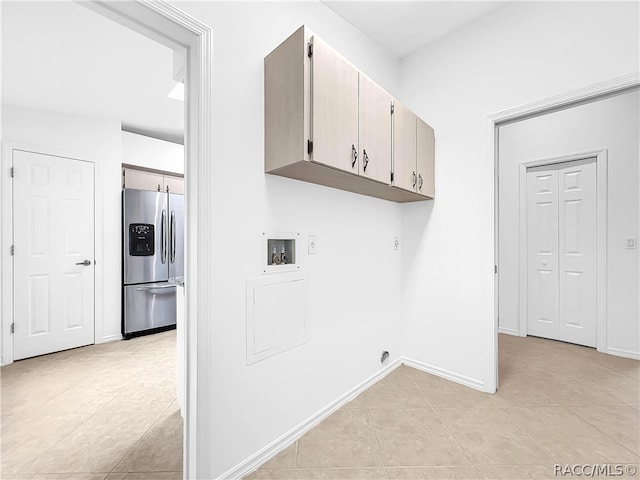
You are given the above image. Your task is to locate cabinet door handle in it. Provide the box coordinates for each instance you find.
[412,172,417,188]
[418,174,423,190]
[352,144,358,168]
[363,150,369,172]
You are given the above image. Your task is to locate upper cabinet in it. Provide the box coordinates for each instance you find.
[163,175,185,194]
[391,101,417,193]
[311,35,360,174]
[265,26,434,203]
[391,102,435,198]
[416,118,435,198]
[122,166,184,194]
[359,73,393,184]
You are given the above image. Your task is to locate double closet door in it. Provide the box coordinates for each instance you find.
[526,158,597,347]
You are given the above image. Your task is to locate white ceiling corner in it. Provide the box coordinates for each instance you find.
[321,1,505,58]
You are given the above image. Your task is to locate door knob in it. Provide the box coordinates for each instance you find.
[76,260,91,266]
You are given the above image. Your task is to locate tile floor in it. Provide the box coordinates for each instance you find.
[1,330,181,480]
[2,333,638,480]
[246,334,639,480]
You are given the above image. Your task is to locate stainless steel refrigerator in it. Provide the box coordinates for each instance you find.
[122,188,184,338]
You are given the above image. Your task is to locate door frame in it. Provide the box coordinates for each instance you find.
[488,72,640,392]
[76,3,214,478]
[519,152,607,352]
[1,143,104,362]
[78,3,213,478]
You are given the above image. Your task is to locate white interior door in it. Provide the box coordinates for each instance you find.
[558,159,597,347]
[526,159,597,347]
[13,150,95,360]
[526,166,560,339]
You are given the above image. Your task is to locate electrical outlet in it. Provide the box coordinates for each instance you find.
[308,235,318,254]
[627,237,637,249]
[394,237,399,251]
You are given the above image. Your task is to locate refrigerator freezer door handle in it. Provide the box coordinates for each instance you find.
[161,210,167,264]
[171,211,176,264]
[136,284,175,291]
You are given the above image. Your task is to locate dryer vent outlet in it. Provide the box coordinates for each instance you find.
[380,350,390,364]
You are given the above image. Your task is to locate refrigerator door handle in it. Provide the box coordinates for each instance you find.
[170,210,176,264]
[161,210,167,264]
[136,284,175,291]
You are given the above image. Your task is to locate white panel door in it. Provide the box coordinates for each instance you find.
[558,159,597,347]
[526,166,560,339]
[526,159,597,347]
[13,150,95,360]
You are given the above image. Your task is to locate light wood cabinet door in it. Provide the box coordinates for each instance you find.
[392,101,417,192]
[358,73,392,184]
[416,118,435,198]
[310,35,359,174]
[164,175,184,194]
[123,168,163,192]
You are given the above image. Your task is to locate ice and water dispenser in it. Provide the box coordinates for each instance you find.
[129,223,155,256]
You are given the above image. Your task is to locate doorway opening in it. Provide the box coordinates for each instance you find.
[491,80,639,396]
[1,1,212,477]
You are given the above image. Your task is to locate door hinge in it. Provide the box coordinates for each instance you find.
[494,265,498,274]
[10,323,15,334]
[391,103,394,114]
[307,42,313,57]
[307,140,313,154]
[10,245,14,256]
[10,167,14,178]
[390,172,394,183]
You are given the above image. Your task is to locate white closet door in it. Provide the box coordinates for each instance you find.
[558,159,597,347]
[526,166,560,340]
[526,159,597,347]
[13,150,95,360]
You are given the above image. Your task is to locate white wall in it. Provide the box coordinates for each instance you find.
[399,2,639,389]
[122,130,184,174]
[175,2,402,475]
[0,105,123,360]
[498,90,639,357]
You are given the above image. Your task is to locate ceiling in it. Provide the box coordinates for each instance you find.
[1,1,184,142]
[323,1,504,58]
[1,1,504,140]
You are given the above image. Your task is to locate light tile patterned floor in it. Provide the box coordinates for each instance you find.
[1,330,181,480]
[2,333,638,480]
[246,334,639,480]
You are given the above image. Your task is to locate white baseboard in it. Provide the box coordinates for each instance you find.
[220,358,403,480]
[607,347,640,360]
[98,333,123,344]
[498,327,520,336]
[401,356,486,392]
